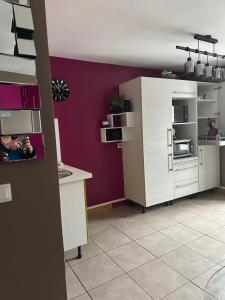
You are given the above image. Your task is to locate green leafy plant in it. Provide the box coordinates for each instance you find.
[108,95,124,113]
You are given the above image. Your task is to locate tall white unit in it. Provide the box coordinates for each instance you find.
[120,77,174,207]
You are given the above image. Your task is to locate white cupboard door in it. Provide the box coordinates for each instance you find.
[60,181,87,252]
[218,82,225,134]
[141,77,174,206]
[199,145,220,192]
[172,79,197,97]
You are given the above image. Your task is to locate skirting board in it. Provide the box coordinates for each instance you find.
[87,198,126,216]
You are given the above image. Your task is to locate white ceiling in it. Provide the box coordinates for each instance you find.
[45,0,225,71]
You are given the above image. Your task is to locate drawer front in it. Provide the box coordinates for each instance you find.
[175,178,198,199]
[174,162,198,182]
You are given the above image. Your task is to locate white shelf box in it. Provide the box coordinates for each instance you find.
[101,127,130,143]
[107,112,134,128]
[198,135,225,146]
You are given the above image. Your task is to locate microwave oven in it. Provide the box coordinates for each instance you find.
[172,105,188,123]
[173,139,193,158]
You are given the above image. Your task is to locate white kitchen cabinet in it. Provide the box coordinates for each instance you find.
[198,145,220,192]
[120,77,174,207]
[119,77,223,209]
[59,165,92,257]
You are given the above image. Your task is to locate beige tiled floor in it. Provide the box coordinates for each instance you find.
[66,191,225,300]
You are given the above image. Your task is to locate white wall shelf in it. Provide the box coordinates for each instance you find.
[173,122,196,126]
[198,116,218,119]
[197,100,217,103]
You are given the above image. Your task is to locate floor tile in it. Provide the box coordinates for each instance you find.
[67,240,103,265]
[160,207,195,222]
[207,226,225,244]
[161,224,203,245]
[88,218,114,237]
[192,265,222,290]
[107,241,155,272]
[186,236,225,263]
[136,232,181,257]
[65,262,70,268]
[197,210,225,225]
[89,274,152,300]
[182,216,222,234]
[90,227,131,251]
[161,247,215,280]
[72,253,124,291]
[172,201,211,215]
[107,216,156,240]
[203,266,225,299]
[163,282,214,300]
[135,214,176,231]
[66,267,85,300]
[74,294,91,300]
[129,259,188,300]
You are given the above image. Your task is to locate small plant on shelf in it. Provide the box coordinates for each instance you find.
[108,95,124,114]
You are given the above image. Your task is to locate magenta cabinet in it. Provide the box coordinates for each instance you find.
[21,85,41,109]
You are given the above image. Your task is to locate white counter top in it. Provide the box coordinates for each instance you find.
[59,164,92,185]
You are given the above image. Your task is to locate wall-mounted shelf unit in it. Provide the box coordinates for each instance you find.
[107,112,134,128]
[100,127,130,143]
[101,112,133,143]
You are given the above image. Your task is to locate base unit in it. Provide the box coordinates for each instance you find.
[199,145,220,192]
[59,180,87,252]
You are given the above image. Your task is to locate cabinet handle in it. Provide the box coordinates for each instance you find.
[174,164,198,171]
[176,181,198,189]
[168,154,173,171]
[167,129,173,147]
[199,149,203,166]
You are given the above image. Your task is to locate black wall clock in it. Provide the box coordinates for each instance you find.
[52,79,70,102]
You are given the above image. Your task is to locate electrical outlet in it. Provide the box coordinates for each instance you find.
[0,184,12,204]
[117,142,122,149]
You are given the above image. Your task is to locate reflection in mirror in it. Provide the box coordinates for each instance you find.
[0,110,41,135]
[0,54,36,76]
[0,1,15,55]
[13,4,34,37]
[0,0,36,76]
[0,133,45,162]
[0,83,40,109]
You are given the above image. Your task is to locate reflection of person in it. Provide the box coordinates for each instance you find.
[0,135,36,161]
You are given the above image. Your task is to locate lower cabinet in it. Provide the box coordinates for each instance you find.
[173,158,199,199]
[199,145,220,192]
[59,180,88,252]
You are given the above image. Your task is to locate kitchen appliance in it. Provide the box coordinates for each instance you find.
[172,105,188,123]
[173,139,193,158]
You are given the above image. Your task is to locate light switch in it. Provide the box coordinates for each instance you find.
[0,184,12,204]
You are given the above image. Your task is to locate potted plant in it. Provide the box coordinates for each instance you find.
[108,95,124,114]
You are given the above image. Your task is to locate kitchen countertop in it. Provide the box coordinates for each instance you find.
[58,164,92,185]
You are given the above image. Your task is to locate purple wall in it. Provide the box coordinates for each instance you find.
[51,57,161,207]
[0,85,22,109]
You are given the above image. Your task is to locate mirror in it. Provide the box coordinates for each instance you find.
[0,133,45,162]
[13,4,34,36]
[0,83,40,109]
[0,110,41,135]
[0,0,36,75]
[0,1,15,56]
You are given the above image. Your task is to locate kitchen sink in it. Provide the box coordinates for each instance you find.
[58,169,73,179]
